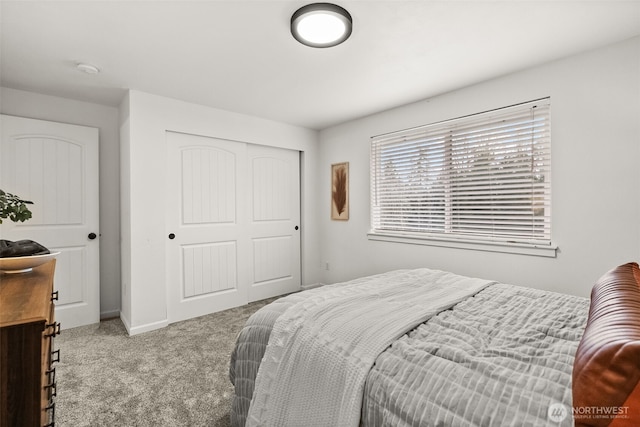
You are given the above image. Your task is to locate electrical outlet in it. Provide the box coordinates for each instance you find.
[325,262,330,271]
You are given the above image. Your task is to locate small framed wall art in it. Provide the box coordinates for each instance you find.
[331,162,349,220]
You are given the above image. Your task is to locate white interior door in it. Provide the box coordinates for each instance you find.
[166,132,300,323]
[0,115,100,329]
[247,144,300,302]
[166,132,249,323]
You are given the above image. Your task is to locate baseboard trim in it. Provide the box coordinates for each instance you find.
[120,313,168,336]
[100,309,120,320]
[301,282,325,291]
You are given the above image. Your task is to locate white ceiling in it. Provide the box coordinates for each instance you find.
[2,1,639,130]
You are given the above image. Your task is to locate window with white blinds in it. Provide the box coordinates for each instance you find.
[370,99,552,249]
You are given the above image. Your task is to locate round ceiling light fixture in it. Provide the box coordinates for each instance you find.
[291,3,352,48]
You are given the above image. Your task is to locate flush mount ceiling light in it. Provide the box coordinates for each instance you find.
[291,3,352,48]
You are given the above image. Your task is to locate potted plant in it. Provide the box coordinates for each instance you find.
[0,190,56,271]
[0,189,33,224]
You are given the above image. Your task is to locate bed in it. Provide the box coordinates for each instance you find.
[229,263,640,426]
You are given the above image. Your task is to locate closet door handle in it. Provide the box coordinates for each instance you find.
[88,232,97,240]
[168,233,176,240]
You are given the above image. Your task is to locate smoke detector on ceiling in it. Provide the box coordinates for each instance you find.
[76,63,100,74]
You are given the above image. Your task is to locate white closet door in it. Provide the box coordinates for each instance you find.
[166,132,301,323]
[166,132,249,323]
[1,114,100,328]
[247,144,300,302]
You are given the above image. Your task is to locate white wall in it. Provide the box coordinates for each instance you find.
[120,90,320,334]
[5,36,637,326]
[0,87,121,318]
[318,36,640,298]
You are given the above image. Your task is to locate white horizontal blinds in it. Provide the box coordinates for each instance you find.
[371,99,551,245]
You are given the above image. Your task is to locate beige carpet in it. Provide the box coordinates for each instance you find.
[55,298,274,427]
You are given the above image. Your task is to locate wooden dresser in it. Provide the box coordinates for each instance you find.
[0,260,60,427]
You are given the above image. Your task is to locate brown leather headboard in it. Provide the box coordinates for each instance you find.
[572,262,640,427]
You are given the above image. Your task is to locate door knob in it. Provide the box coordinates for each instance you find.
[168,233,176,240]
[294,226,299,230]
[88,232,97,240]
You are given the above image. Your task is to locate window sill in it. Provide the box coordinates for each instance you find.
[367,231,558,258]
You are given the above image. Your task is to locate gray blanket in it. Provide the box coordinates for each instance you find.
[245,269,493,427]
[230,276,588,426]
[362,283,588,426]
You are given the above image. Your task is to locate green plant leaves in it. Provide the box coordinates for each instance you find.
[0,189,34,224]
